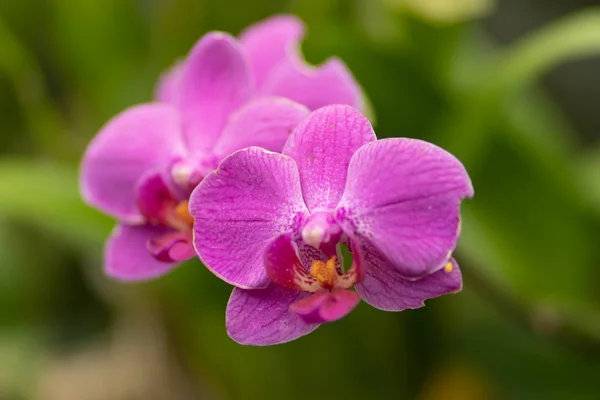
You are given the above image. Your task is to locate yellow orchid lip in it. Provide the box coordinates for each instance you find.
[309,257,338,289]
[175,200,194,227]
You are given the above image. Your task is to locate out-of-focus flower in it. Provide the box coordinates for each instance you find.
[190,105,473,345]
[80,15,363,281]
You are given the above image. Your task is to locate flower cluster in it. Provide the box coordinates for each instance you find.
[80,15,472,345]
[81,15,362,280]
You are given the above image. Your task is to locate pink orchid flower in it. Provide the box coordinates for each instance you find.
[80,15,363,281]
[190,105,473,345]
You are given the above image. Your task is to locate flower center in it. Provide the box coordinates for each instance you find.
[309,257,338,289]
[165,200,194,231]
[301,212,341,248]
[175,200,194,226]
[265,234,365,324]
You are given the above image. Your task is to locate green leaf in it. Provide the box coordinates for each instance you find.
[0,159,112,251]
[389,0,495,25]
[492,8,600,96]
[576,147,600,217]
[0,14,66,154]
[437,8,600,168]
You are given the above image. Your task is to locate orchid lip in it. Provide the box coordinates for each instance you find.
[265,233,363,296]
[147,229,195,263]
[289,288,361,324]
[286,253,363,324]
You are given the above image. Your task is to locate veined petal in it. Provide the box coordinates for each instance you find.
[212,97,309,160]
[264,233,320,292]
[226,286,319,346]
[175,32,253,154]
[80,104,186,222]
[190,147,309,289]
[338,138,473,278]
[260,55,362,111]
[239,14,305,88]
[105,224,180,281]
[356,249,462,311]
[289,289,360,324]
[283,105,376,212]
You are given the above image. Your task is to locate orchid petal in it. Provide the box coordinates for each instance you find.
[213,97,309,160]
[261,56,362,111]
[289,289,360,324]
[338,138,473,278]
[190,147,309,289]
[147,230,195,263]
[226,285,319,346]
[283,105,376,212]
[80,104,186,223]
[105,224,179,281]
[356,250,462,311]
[176,32,253,154]
[264,233,320,292]
[240,15,305,88]
[135,172,176,224]
[154,62,183,103]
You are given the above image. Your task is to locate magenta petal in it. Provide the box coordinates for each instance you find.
[135,172,176,224]
[261,56,362,111]
[283,105,376,212]
[356,252,462,311]
[147,230,195,263]
[175,32,253,154]
[155,62,183,103]
[190,147,309,289]
[240,15,305,88]
[105,224,180,281]
[80,104,186,222]
[290,289,360,324]
[338,138,473,278]
[264,234,319,292]
[226,285,319,346]
[212,97,309,160]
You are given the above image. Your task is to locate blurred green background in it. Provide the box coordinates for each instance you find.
[2,0,600,399]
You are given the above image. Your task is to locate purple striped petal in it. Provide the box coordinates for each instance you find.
[264,233,320,292]
[283,105,376,212]
[261,56,362,111]
[190,147,309,289]
[226,285,319,346]
[338,138,473,278]
[356,251,462,311]
[240,15,305,88]
[212,97,309,160]
[175,32,253,154]
[80,104,186,223]
[105,224,179,281]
